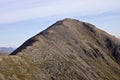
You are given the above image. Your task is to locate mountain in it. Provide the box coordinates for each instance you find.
[0,47,15,56]
[0,47,15,53]
[0,18,120,80]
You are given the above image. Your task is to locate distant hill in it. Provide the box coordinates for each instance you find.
[0,47,15,53]
[0,18,120,80]
[0,47,15,56]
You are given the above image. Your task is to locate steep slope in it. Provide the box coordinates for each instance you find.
[10,18,120,80]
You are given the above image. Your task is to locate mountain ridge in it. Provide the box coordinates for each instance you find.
[9,18,120,80]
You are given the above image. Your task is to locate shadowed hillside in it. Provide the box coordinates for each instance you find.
[0,18,120,80]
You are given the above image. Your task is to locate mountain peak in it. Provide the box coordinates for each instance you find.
[10,18,120,80]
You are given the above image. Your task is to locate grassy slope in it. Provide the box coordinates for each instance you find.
[0,52,9,56]
[0,56,50,80]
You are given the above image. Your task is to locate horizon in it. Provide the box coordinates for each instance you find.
[0,0,120,48]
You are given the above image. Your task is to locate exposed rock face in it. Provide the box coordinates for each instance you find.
[1,18,120,80]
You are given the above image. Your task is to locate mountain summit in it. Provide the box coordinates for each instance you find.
[1,18,119,80]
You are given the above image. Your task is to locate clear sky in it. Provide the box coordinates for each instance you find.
[0,0,120,48]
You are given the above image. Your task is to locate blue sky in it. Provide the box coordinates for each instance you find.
[0,0,120,48]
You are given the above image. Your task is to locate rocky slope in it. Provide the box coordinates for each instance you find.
[0,18,120,80]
